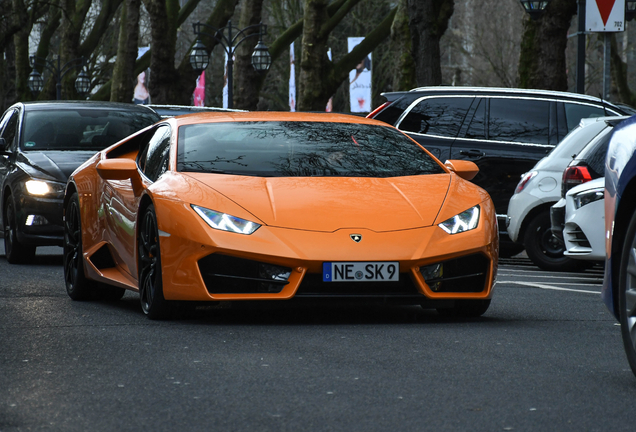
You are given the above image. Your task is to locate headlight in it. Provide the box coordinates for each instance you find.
[438,205,480,234]
[25,180,65,196]
[573,187,604,209]
[192,205,261,235]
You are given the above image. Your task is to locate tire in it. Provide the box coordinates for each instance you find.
[4,197,36,264]
[63,192,93,300]
[436,299,491,318]
[617,210,636,376]
[138,204,171,320]
[523,211,586,272]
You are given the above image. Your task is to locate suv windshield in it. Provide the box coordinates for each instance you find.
[21,108,159,151]
[177,121,445,177]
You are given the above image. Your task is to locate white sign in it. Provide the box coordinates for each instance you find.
[586,0,625,32]
[348,37,372,113]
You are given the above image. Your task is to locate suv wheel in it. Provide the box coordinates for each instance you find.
[523,211,587,272]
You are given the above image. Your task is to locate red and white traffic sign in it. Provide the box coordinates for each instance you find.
[587,0,625,31]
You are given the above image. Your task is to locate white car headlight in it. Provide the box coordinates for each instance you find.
[25,179,65,196]
[573,187,604,209]
[192,205,261,235]
[438,205,480,234]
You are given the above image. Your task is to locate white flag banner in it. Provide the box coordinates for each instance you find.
[289,42,296,112]
[348,37,372,113]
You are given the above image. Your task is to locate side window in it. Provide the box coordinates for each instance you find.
[139,125,171,182]
[398,97,472,138]
[0,110,19,151]
[564,103,606,131]
[489,98,550,144]
[464,99,486,139]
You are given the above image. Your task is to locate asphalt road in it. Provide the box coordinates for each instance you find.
[1,245,634,432]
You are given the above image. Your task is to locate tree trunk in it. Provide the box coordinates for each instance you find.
[610,32,636,106]
[407,0,454,87]
[111,0,141,103]
[234,0,265,110]
[144,0,178,104]
[390,0,416,91]
[297,0,331,111]
[517,0,576,91]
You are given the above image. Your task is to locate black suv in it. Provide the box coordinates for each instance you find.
[367,87,630,256]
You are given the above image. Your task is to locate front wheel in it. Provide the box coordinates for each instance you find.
[4,197,36,264]
[138,204,171,320]
[63,192,92,300]
[618,210,636,376]
[523,211,586,272]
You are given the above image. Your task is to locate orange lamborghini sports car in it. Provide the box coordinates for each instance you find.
[63,112,498,319]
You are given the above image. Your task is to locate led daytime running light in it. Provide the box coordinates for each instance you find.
[439,205,480,234]
[192,205,260,235]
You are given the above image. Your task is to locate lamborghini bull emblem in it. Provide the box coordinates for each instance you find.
[350,234,362,243]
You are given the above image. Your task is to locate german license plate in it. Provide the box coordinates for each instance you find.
[322,262,399,282]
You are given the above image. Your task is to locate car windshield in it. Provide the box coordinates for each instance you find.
[177,121,445,177]
[21,108,159,151]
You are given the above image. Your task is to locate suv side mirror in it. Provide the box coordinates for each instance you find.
[445,159,479,181]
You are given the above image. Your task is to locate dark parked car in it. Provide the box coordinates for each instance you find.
[602,115,636,376]
[367,86,630,256]
[0,101,160,263]
[146,104,246,119]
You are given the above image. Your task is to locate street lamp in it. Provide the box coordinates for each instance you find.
[27,55,90,100]
[189,21,271,109]
[519,0,551,20]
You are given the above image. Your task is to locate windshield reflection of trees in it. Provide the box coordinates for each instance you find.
[178,122,444,177]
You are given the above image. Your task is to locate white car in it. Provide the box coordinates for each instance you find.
[554,177,605,262]
[506,116,626,270]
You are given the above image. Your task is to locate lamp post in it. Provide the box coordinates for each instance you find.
[28,55,90,100]
[189,21,272,109]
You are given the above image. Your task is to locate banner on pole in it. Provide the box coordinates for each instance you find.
[348,37,372,113]
[193,72,205,107]
[289,42,296,112]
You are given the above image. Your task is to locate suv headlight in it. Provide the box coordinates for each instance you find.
[25,179,66,196]
[192,205,261,235]
[438,205,480,234]
[573,187,604,209]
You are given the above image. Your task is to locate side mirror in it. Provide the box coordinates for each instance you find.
[444,159,479,181]
[96,158,143,196]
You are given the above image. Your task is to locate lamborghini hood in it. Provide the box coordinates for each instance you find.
[184,173,452,232]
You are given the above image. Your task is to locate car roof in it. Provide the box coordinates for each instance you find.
[17,100,159,113]
[167,111,391,126]
[380,86,623,107]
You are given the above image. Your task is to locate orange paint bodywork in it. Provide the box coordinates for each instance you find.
[67,112,499,303]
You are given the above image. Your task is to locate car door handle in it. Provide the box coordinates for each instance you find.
[459,149,485,158]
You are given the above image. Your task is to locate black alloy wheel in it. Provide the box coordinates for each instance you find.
[138,204,171,319]
[4,197,36,264]
[618,210,636,377]
[523,211,587,272]
[64,192,125,301]
[63,192,92,300]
